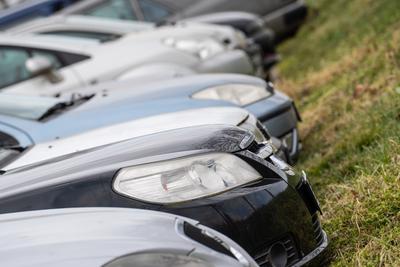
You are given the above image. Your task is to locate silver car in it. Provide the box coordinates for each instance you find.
[0,207,258,267]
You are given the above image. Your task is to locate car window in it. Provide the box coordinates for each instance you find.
[138,0,170,22]
[84,0,137,21]
[40,31,121,43]
[0,47,63,90]
[0,48,30,89]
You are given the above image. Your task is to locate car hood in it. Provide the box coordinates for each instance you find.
[0,208,213,267]
[4,107,250,170]
[0,208,194,260]
[0,125,254,199]
[0,74,265,143]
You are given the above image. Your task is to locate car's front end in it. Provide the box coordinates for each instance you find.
[0,125,326,266]
[189,78,301,163]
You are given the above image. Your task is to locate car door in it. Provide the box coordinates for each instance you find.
[0,46,86,96]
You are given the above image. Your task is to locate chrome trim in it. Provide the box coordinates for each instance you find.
[176,219,250,267]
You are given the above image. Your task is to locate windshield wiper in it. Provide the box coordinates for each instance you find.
[38,94,94,121]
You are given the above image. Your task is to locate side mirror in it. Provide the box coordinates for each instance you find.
[25,56,63,83]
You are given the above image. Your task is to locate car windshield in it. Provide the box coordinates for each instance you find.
[0,94,67,120]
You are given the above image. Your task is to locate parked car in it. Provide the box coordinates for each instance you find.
[0,74,301,165]
[8,14,275,75]
[0,27,262,95]
[0,207,257,267]
[58,0,308,42]
[0,124,328,266]
[8,14,276,74]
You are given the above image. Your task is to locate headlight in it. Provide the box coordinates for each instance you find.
[104,252,212,267]
[164,37,225,60]
[113,153,261,204]
[192,84,272,106]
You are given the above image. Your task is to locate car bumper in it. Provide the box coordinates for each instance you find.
[263,0,308,41]
[245,91,301,162]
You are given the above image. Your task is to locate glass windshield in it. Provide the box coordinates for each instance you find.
[0,94,65,120]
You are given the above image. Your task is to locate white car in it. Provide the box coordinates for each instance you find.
[8,15,249,50]
[0,20,260,96]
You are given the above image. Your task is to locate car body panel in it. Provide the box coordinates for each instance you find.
[0,207,256,267]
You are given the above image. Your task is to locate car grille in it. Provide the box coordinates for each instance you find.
[254,235,300,267]
[312,213,324,245]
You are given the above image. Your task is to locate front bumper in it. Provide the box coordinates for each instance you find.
[245,91,301,163]
[137,152,327,266]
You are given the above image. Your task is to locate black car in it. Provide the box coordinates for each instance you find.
[0,125,327,266]
[59,0,307,42]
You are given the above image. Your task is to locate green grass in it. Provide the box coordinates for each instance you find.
[276,0,400,265]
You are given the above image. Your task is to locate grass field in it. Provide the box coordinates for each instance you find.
[275,0,400,265]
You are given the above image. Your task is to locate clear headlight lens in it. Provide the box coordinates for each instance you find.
[104,252,213,267]
[192,84,272,106]
[113,153,262,204]
[164,37,225,60]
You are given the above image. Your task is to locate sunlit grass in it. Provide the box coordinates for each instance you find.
[276,0,400,265]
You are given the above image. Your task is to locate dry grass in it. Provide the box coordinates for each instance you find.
[275,0,400,265]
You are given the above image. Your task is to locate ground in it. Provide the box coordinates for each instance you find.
[276,0,400,265]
